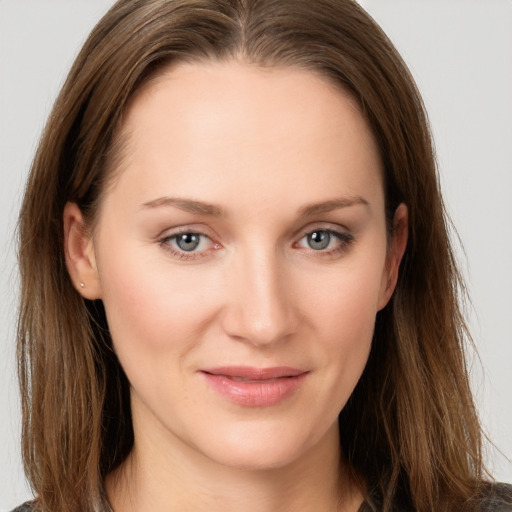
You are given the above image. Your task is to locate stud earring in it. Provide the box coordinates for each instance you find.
[80,282,85,288]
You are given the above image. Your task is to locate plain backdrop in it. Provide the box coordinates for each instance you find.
[1,0,511,509]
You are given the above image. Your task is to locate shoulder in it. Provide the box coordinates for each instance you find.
[358,482,512,512]
[10,486,512,512]
[10,503,35,512]
[477,482,512,511]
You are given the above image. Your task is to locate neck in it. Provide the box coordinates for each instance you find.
[106,405,363,512]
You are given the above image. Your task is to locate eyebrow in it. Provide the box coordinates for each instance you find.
[141,196,224,216]
[141,195,369,217]
[298,196,369,217]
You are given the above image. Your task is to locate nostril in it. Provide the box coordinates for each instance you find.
[221,294,297,346]
[220,253,298,345]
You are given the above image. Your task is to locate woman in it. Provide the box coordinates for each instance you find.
[13,0,512,511]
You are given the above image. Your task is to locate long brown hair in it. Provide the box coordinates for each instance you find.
[17,1,485,510]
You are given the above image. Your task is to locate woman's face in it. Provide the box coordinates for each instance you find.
[66,61,406,471]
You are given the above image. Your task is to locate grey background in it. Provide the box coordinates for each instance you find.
[1,0,511,509]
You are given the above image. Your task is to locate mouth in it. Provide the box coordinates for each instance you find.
[199,366,309,407]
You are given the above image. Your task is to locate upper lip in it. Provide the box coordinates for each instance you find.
[200,366,307,380]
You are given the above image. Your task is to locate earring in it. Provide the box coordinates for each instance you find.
[80,282,85,288]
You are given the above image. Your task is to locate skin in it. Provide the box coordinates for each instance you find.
[64,60,407,512]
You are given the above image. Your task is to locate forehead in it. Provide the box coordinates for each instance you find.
[104,60,384,216]
[124,60,371,149]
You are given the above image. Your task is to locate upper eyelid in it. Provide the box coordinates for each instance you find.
[295,222,351,239]
[163,231,210,242]
[157,224,216,241]
[162,228,210,238]
[157,223,351,241]
[156,220,353,246]
[159,231,217,260]
[296,228,353,246]
[161,231,214,250]
[302,225,347,235]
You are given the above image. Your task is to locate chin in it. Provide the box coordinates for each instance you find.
[191,418,336,473]
[205,442,307,472]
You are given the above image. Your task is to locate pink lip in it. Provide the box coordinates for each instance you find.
[200,366,308,407]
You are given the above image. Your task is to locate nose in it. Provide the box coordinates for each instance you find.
[221,248,298,347]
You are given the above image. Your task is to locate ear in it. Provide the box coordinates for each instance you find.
[377,203,408,310]
[63,202,102,300]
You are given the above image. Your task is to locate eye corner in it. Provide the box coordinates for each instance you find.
[294,227,355,257]
[158,228,222,262]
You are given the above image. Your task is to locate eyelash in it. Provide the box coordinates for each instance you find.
[295,229,355,257]
[158,227,354,260]
[159,229,219,260]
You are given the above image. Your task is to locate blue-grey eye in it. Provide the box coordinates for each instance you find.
[175,233,201,251]
[307,230,331,250]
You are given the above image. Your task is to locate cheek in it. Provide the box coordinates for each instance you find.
[305,253,386,341]
[96,241,221,367]
[300,251,386,402]
[320,276,377,368]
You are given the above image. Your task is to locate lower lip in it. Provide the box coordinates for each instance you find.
[201,372,307,407]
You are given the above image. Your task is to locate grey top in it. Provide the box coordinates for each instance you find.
[11,483,512,511]
[356,483,512,512]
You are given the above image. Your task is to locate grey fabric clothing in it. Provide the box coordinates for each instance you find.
[11,505,32,512]
[478,483,512,512]
[10,482,512,511]
[356,483,512,512]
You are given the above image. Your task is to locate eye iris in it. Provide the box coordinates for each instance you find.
[308,231,331,250]
[176,233,200,251]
